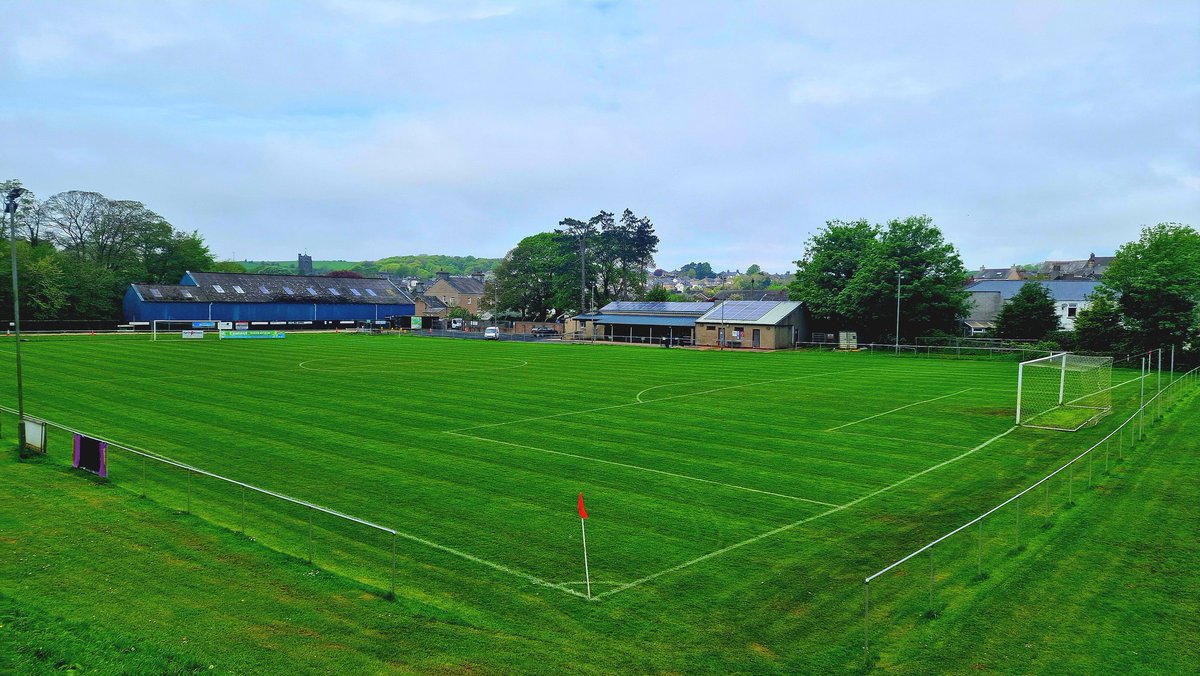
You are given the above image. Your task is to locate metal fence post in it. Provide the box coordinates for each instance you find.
[391,533,397,599]
[307,507,314,564]
[240,485,246,534]
[186,468,192,514]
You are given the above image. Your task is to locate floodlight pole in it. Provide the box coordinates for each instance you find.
[894,270,902,355]
[4,188,27,452]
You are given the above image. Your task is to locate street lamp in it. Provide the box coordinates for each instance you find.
[894,270,902,356]
[4,187,28,452]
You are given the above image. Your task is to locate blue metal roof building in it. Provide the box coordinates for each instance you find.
[123,271,415,323]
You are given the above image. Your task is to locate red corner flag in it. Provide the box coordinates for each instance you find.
[577,492,588,519]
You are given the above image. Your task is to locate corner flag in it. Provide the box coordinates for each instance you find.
[577,492,591,598]
[577,492,588,519]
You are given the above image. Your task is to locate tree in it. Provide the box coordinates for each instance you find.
[211,261,248,273]
[448,306,474,320]
[1102,222,1200,351]
[790,216,970,341]
[1074,286,1128,352]
[254,264,292,275]
[644,286,671,302]
[681,262,714,279]
[994,282,1060,339]
[327,270,364,278]
[490,232,570,320]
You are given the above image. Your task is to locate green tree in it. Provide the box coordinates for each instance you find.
[681,262,714,279]
[1102,222,1200,351]
[788,220,879,323]
[255,264,293,275]
[644,286,671,302]
[790,216,969,341]
[1073,286,1128,352]
[211,261,248,273]
[490,232,570,320]
[994,282,1060,339]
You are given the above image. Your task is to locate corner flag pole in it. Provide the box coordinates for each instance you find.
[578,492,591,599]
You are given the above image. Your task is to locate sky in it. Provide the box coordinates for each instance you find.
[3,0,1198,273]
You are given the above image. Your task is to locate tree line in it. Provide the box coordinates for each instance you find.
[484,209,659,320]
[2,180,215,320]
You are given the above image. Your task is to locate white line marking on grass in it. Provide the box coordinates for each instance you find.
[823,428,965,451]
[452,367,875,433]
[1063,374,1145,406]
[390,526,590,599]
[596,425,1019,598]
[825,388,974,431]
[445,431,840,507]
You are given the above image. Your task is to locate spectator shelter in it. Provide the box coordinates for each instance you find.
[569,301,715,344]
[124,271,416,323]
[695,301,806,349]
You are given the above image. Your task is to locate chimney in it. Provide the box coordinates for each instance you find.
[435,271,450,281]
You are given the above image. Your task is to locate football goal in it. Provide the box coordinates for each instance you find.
[151,320,220,341]
[1016,353,1113,430]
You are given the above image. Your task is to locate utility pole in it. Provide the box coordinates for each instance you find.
[4,188,28,452]
[894,270,902,355]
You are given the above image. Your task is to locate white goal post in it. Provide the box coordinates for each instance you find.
[1016,352,1113,431]
[152,319,221,341]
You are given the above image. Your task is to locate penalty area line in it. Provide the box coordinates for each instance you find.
[597,425,1019,599]
[826,388,974,431]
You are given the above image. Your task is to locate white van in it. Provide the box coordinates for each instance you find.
[483,327,500,340]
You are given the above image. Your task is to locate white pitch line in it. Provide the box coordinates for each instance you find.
[825,388,975,431]
[596,425,1019,598]
[445,431,840,507]
[452,367,875,433]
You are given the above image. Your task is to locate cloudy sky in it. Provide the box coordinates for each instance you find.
[4,0,1198,272]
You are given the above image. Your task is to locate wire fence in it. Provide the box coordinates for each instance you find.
[787,340,1060,362]
[2,405,402,598]
[860,363,1200,666]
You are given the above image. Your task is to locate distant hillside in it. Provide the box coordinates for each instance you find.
[242,255,501,278]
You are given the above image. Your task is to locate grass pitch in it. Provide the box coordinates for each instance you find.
[0,333,1172,671]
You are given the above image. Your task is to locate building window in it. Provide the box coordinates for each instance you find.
[259,286,270,294]
[707,325,715,331]
[149,288,163,298]
[233,285,245,294]
[180,290,193,299]
[467,297,473,305]
[349,288,361,296]
[283,286,294,295]
[306,287,318,296]
[327,288,340,296]
[1067,303,1078,318]
[365,289,378,297]
[212,285,225,293]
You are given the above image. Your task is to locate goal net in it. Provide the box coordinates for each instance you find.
[152,320,220,341]
[1016,353,1113,430]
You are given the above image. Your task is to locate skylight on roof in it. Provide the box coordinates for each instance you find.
[149,288,162,298]
[181,289,193,299]
[212,285,225,293]
[233,285,245,294]
[327,288,339,296]
[283,286,294,294]
[259,286,269,294]
[349,288,361,296]
[365,289,378,297]
[307,287,318,296]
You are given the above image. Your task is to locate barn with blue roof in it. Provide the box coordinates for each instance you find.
[123,271,416,323]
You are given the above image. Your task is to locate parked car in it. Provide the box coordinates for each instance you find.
[483,326,500,340]
[531,326,558,337]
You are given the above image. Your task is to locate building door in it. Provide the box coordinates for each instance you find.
[752,329,761,348]
[718,327,725,346]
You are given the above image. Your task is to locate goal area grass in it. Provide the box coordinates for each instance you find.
[0,332,1178,672]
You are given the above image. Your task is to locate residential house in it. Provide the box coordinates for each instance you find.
[1038,253,1113,280]
[963,280,1101,334]
[424,271,487,315]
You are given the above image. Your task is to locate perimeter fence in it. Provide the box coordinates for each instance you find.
[2,405,402,598]
[860,363,1200,665]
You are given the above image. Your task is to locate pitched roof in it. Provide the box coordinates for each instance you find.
[598,301,715,315]
[697,301,804,325]
[711,289,790,301]
[420,295,448,310]
[132,271,414,305]
[965,280,1101,302]
[442,276,486,294]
